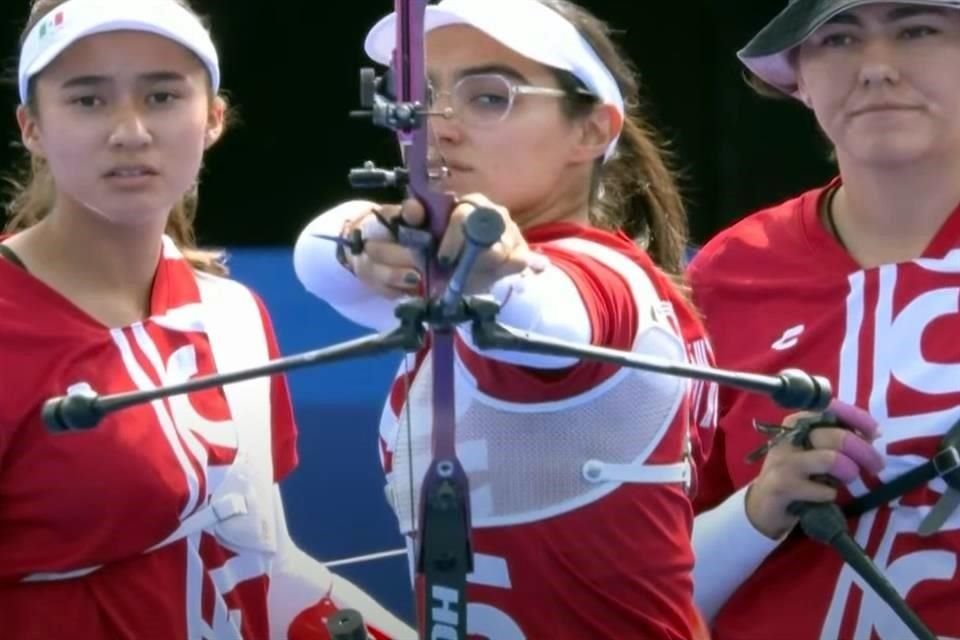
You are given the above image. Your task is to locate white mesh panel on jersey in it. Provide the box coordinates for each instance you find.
[385,322,687,531]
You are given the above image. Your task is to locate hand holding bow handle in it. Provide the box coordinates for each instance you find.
[744,409,936,640]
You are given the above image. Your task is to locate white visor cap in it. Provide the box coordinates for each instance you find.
[18,0,220,104]
[364,0,624,162]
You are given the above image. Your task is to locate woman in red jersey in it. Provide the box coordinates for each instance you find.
[0,0,413,638]
[690,1,960,638]
[294,0,717,637]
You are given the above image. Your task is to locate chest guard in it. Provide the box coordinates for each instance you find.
[384,238,693,530]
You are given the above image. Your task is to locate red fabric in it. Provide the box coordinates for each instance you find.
[454,234,638,402]
[288,596,394,640]
[381,222,713,639]
[0,246,297,639]
[688,178,960,639]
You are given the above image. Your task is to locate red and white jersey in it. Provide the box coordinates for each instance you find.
[379,222,716,639]
[689,178,960,639]
[0,237,411,640]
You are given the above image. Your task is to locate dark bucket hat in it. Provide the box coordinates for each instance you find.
[737,0,960,95]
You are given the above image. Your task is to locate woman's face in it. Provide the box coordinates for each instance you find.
[18,30,224,227]
[794,3,960,169]
[424,25,612,226]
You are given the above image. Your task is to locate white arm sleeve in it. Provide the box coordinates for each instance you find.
[456,259,592,369]
[292,200,402,332]
[294,203,594,360]
[266,485,416,639]
[692,484,788,623]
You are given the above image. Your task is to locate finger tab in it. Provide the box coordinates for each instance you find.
[839,430,886,474]
[828,400,880,439]
[828,452,861,484]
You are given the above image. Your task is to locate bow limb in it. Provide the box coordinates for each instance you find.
[391,2,473,639]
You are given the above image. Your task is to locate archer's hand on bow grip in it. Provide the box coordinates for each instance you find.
[744,401,885,540]
[335,202,428,299]
[399,193,544,292]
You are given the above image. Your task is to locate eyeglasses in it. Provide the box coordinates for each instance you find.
[426,73,595,127]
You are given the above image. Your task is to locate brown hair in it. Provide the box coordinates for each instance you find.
[538,0,690,278]
[4,0,232,275]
